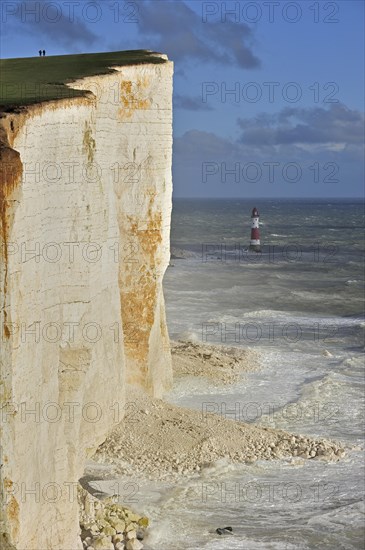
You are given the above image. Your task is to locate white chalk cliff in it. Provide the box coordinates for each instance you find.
[0,53,173,549]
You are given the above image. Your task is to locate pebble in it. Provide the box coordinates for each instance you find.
[93,536,114,550]
[126,539,143,550]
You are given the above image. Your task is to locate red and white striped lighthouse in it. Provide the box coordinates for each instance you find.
[249,207,261,252]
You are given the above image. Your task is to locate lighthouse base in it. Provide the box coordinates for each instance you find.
[249,244,261,253]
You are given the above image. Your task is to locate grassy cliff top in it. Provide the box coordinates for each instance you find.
[0,50,167,111]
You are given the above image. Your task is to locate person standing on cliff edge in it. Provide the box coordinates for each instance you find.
[43,50,46,56]
[39,50,42,56]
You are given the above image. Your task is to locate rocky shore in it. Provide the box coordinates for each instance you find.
[93,341,346,482]
[94,389,346,482]
[171,339,260,384]
[84,340,348,547]
[79,486,148,550]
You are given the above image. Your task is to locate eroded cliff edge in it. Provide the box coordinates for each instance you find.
[0,52,173,549]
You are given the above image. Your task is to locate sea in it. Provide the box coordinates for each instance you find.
[93,199,365,550]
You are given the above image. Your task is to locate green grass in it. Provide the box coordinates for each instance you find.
[0,50,166,110]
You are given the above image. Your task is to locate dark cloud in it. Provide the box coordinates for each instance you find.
[136,0,260,68]
[238,104,365,146]
[174,94,213,111]
[10,0,98,48]
[203,20,260,69]
[173,126,364,198]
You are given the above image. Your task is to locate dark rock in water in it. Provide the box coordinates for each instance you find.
[216,527,233,535]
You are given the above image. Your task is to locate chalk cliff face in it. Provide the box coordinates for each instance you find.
[0,55,173,549]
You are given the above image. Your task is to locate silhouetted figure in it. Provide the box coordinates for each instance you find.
[39,50,42,57]
[42,50,46,56]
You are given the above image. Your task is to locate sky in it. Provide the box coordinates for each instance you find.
[1,0,364,198]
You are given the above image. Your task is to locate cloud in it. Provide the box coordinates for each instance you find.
[238,104,365,146]
[9,0,98,48]
[174,94,213,111]
[173,106,364,198]
[136,0,260,68]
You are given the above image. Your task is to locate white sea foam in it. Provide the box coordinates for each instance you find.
[346,279,361,285]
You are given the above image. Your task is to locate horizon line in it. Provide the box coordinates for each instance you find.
[172,196,364,200]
